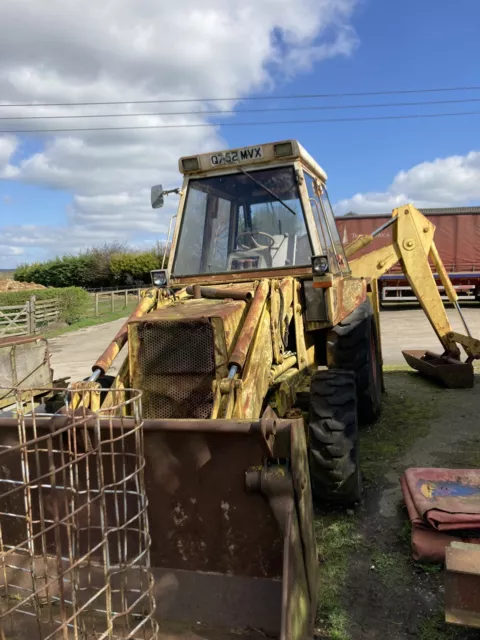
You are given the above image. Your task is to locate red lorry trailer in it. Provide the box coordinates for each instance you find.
[335,207,480,303]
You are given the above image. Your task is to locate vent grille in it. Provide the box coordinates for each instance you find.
[137,320,216,419]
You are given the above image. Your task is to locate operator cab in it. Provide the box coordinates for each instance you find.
[152,140,349,281]
[175,165,309,274]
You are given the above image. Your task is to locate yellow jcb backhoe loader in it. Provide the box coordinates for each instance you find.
[4,140,480,639]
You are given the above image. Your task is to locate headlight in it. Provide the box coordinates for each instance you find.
[151,269,168,288]
[311,255,329,275]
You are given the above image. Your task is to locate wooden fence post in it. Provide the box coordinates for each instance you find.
[124,289,128,308]
[28,295,36,335]
[111,291,115,312]
[137,288,141,303]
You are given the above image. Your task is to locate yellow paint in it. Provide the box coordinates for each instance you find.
[233,303,273,419]
[367,277,383,367]
[349,203,475,358]
[270,280,283,365]
[420,482,435,499]
[344,233,374,258]
[293,282,309,371]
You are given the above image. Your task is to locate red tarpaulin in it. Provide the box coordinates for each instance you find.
[401,468,480,563]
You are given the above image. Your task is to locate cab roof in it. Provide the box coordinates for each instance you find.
[178,139,328,182]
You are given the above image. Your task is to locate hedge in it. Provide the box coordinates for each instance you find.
[110,251,161,282]
[14,247,166,289]
[0,287,91,324]
[14,255,96,289]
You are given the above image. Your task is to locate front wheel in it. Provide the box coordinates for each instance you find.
[308,369,361,505]
[327,299,382,425]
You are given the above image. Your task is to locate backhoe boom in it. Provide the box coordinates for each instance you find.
[347,204,480,363]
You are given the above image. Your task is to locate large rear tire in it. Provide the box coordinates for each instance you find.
[308,369,361,505]
[327,299,382,425]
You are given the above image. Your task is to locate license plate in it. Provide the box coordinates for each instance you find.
[210,145,263,167]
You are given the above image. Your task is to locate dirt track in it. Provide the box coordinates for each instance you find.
[315,368,480,640]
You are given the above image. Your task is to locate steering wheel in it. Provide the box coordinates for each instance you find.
[236,230,276,251]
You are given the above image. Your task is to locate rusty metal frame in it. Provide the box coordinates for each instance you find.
[245,414,318,639]
[0,337,53,410]
[0,386,158,640]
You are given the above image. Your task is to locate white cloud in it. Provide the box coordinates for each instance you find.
[335,151,480,215]
[0,136,17,171]
[0,243,24,266]
[0,0,359,264]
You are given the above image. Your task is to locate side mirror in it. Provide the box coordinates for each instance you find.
[151,185,164,209]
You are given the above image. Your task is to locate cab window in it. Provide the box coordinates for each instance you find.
[303,172,349,275]
[173,166,313,276]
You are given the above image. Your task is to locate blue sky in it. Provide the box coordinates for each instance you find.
[0,0,479,267]
[225,0,480,201]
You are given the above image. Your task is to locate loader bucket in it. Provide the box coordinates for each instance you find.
[402,350,474,389]
[0,402,317,639]
[136,413,318,639]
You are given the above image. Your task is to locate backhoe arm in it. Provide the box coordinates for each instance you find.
[347,204,480,360]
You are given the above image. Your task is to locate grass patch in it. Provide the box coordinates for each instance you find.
[398,519,412,548]
[371,550,409,587]
[417,563,442,574]
[315,516,364,640]
[382,364,412,372]
[44,305,136,339]
[420,611,477,640]
[360,373,441,482]
[436,436,480,469]
[327,611,350,640]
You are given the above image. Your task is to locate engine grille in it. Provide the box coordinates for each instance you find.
[136,319,216,419]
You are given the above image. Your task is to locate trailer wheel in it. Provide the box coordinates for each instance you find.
[327,299,382,425]
[308,370,361,505]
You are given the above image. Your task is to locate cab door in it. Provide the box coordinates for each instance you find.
[303,171,350,276]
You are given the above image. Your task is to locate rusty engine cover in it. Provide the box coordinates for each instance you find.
[128,298,246,419]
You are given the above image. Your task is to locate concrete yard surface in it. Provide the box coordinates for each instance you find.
[48,306,480,381]
[380,305,479,365]
[49,318,127,381]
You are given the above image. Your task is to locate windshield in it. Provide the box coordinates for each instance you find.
[173,166,312,276]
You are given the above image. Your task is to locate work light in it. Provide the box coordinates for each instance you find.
[311,255,329,275]
[150,269,168,288]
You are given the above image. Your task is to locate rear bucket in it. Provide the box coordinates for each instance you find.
[131,413,318,639]
[402,350,474,389]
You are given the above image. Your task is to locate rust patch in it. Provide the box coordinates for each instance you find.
[142,429,283,579]
[128,299,246,419]
[130,297,246,324]
[93,287,158,374]
[229,280,269,371]
[171,266,313,287]
[330,276,367,325]
[185,284,254,301]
